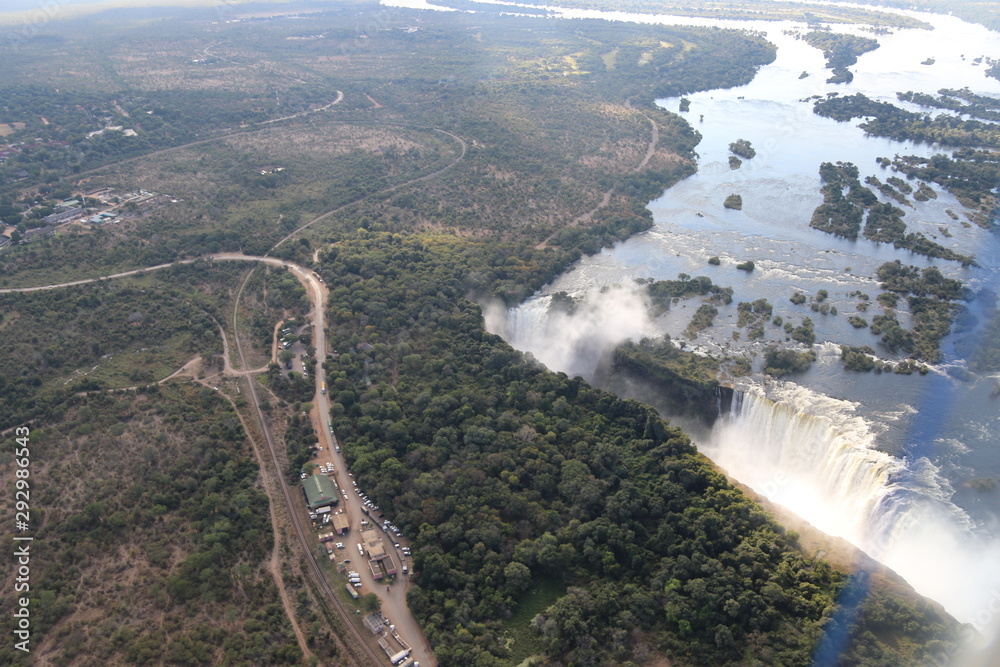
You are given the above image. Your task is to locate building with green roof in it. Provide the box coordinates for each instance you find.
[303,474,339,510]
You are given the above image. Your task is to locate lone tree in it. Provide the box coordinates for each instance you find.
[361,593,382,613]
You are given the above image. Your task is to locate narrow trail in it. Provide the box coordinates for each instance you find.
[269,127,467,253]
[67,90,343,183]
[191,374,317,663]
[536,111,659,250]
[635,113,660,172]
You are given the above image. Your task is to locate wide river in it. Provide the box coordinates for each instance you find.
[474,1,1000,633]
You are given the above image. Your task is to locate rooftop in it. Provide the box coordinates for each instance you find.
[303,474,339,510]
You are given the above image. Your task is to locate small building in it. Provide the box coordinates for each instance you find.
[43,208,83,225]
[361,528,397,580]
[302,474,339,511]
[361,529,385,560]
[363,613,384,635]
[332,513,349,535]
[22,225,55,243]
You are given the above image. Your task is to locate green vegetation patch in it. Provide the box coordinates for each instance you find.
[685,303,719,338]
[0,261,240,430]
[808,161,974,264]
[502,578,566,664]
[728,139,756,159]
[764,347,816,377]
[871,261,970,362]
[897,87,1000,122]
[515,0,930,28]
[816,92,1000,148]
[800,31,880,84]
[646,274,733,315]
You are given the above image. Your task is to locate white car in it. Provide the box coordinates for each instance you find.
[335,542,345,549]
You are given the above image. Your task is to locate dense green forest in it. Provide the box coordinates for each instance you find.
[318,231,957,665]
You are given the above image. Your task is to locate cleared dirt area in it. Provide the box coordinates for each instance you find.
[0,121,25,136]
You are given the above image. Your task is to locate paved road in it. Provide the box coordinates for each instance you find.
[222,254,436,666]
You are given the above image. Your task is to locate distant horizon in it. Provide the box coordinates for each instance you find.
[0,0,322,26]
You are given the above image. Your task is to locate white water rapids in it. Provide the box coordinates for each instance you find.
[708,383,1000,623]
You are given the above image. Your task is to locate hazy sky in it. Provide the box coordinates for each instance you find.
[0,0,234,14]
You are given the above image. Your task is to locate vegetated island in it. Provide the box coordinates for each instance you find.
[728,138,756,159]
[814,91,1000,148]
[898,87,1000,122]
[809,161,976,265]
[723,193,743,209]
[509,0,932,28]
[798,30,880,83]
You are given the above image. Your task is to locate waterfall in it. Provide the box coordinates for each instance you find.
[709,385,906,543]
[494,286,656,380]
[704,382,1000,622]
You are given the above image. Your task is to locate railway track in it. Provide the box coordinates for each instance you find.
[231,262,386,667]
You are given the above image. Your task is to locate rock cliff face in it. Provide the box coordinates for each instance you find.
[593,344,726,426]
